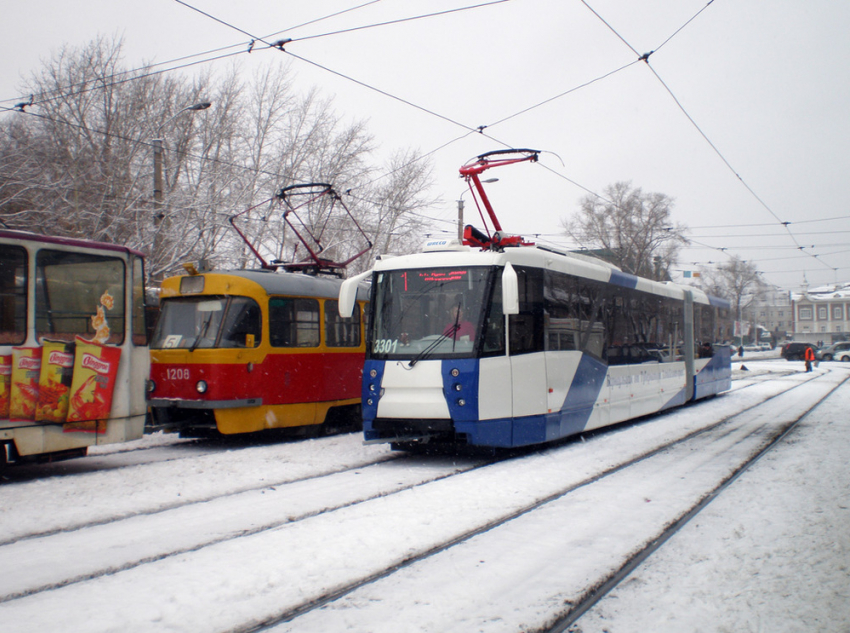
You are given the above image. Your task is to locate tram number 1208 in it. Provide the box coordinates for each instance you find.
[165,368,191,381]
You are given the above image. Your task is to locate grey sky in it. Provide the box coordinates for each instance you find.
[2,0,848,291]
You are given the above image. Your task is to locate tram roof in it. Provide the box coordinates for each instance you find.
[0,229,146,258]
[373,244,726,307]
[201,269,368,301]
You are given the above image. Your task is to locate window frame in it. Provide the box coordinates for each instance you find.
[269,296,320,348]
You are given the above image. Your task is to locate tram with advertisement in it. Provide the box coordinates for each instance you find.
[339,150,733,450]
[147,184,371,436]
[0,229,149,466]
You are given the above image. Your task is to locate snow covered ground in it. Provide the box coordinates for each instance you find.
[0,358,847,632]
[575,360,850,632]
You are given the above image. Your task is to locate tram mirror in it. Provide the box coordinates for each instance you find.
[197,300,223,312]
[502,263,519,315]
[339,270,371,318]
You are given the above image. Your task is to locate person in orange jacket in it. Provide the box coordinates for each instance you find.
[804,345,816,372]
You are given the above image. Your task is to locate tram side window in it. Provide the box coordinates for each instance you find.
[0,246,27,345]
[35,250,125,344]
[509,266,544,355]
[132,257,148,346]
[715,305,733,344]
[543,270,606,358]
[695,302,730,356]
[325,300,361,348]
[605,287,683,364]
[481,273,505,356]
[269,297,319,347]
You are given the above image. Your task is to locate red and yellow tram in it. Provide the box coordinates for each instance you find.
[148,268,368,436]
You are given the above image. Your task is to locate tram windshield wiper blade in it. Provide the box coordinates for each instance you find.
[408,328,457,368]
[189,313,215,352]
[408,302,462,367]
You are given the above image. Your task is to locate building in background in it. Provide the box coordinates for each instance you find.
[790,282,850,344]
[752,287,793,345]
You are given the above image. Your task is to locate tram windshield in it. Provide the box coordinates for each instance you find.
[152,295,261,349]
[370,266,494,360]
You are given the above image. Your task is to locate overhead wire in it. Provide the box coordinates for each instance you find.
[578,0,840,280]
[4,1,844,287]
[284,0,515,43]
[0,1,388,108]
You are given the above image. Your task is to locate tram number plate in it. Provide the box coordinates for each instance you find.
[373,339,399,354]
[165,368,191,380]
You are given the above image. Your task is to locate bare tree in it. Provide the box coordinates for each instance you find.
[562,181,688,281]
[700,255,766,341]
[0,37,435,283]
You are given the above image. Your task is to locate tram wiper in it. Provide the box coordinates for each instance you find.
[189,313,215,352]
[408,302,462,367]
[407,331,452,368]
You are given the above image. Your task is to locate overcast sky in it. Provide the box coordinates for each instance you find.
[2,0,848,292]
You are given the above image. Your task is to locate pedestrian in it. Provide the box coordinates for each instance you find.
[804,345,815,372]
[738,345,744,358]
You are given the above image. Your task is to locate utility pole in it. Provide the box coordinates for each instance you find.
[153,138,164,225]
[457,198,464,241]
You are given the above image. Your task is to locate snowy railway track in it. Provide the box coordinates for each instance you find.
[0,366,845,633]
[0,433,404,544]
[243,368,848,632]
[0,451,486,604]
[541,369,850,633]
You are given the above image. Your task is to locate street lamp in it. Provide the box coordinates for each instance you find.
[152,101,211,223]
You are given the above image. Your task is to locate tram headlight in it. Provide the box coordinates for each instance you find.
[369,383,376,392]
[195,380,208,394]
[457,398,466,407]
[146,379,156,394]
[369,369,378,378]
[453,383,462,392]
[367,398,374,406]
[450,368,460,377]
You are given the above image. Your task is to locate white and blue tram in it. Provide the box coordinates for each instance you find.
[340,240,732,450]
[341,149,733,450]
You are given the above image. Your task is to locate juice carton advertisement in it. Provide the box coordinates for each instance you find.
[10,347,43,421]
[0,354,12,419]
[64,336,121,433]
[35,340,76,423]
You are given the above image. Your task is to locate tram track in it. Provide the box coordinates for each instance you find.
[237,369,842,632]
[0,433,403,544]
[542,369,850,633]
[1,368,841,632]
[0,451,495,603]
[2,368,808,554]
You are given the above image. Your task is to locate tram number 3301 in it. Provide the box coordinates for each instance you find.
[373,339,400,354]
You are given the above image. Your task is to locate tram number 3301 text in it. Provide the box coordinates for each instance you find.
[373,339,399,354]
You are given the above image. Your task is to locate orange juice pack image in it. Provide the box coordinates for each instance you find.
[65,336,122,430]
[10,347,43,421]
[36,340,76,423]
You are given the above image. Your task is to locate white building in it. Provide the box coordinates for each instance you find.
[790,282,850,344]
